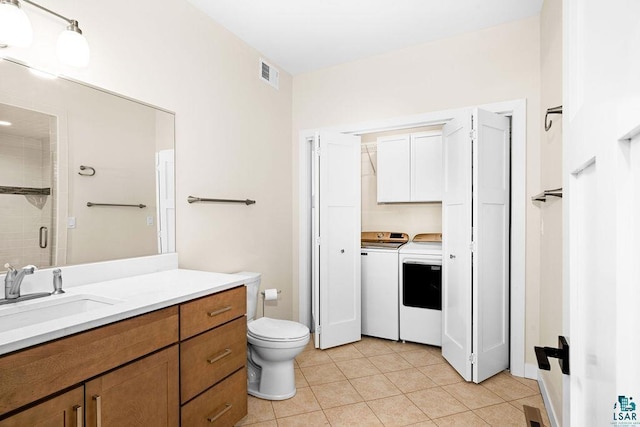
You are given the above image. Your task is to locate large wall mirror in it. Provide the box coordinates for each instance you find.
[0,59,175,271]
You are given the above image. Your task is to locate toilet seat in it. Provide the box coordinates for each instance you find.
[248,317,309,342]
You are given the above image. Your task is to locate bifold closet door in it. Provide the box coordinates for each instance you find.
[442,108,510,383]
[311,130,362,350]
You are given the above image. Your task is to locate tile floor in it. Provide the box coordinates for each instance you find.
[236,336,550,427]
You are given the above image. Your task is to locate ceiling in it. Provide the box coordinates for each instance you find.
[188,0,543,75]
[0,103,52,140]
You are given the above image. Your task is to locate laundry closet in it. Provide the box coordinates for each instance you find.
[360,125,444,347]
[303,104,515,384]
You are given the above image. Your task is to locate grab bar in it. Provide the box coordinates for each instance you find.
[187,196,256,205]
[87,202,146,208]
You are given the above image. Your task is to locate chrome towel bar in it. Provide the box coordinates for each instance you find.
[187,196,256,205]
[87,202,146,208]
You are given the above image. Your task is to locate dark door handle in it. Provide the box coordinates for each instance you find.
[534,335,570,375]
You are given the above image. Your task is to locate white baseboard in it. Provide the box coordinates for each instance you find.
[525,362,538,379]
[538,370,561,427]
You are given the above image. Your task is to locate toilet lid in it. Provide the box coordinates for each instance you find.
[248,317,309,341]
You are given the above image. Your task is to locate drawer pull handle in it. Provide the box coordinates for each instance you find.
[93,395,102,427]
[208,306,232,317]
[207,403,232,423]
[207,348,232,364]
[73,405,83,427]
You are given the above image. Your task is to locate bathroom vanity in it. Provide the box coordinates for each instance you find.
[0,261,248,427]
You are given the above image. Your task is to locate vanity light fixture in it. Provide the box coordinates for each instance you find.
[0,0,90,67]
[0,120,12,126]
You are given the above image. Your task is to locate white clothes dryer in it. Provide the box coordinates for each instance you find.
[398,235,443,346]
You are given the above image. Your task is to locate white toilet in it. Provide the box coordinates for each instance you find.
[236,272,310,400]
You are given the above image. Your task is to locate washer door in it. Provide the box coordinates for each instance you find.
[402,261,442,310]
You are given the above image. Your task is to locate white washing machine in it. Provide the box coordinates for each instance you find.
[361,232,408,340]
[398,235,443,346]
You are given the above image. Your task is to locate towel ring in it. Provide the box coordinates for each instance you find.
[78,165,96,176]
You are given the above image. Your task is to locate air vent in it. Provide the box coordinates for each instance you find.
[259,58,279,90]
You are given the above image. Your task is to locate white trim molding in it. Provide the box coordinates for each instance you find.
[538,371,561,427]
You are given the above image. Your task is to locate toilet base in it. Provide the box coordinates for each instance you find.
[247,349,300,400]
[248,382,297,400]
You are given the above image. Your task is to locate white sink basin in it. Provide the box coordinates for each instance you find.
[0,294,123,333]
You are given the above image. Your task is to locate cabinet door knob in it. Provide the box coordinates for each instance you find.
[449,254,456,259]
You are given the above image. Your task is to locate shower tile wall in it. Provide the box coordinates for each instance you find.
[0,133,52,268]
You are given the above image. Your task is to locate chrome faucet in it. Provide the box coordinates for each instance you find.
[4,264,36,300]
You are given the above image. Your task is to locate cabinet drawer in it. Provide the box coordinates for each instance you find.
[181,368,247,427]
[180,286,246,340]
[180,316,246,404]
[0,307,178,417]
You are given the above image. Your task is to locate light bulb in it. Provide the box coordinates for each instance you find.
[0,1,33,47]
[57,23,90,67]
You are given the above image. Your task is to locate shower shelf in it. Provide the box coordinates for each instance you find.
[0,186,51,196]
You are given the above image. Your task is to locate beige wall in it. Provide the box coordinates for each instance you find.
[361,126,443,239]
[2,0,294,320]
[539,0,564,421]
[292,17,542,366]
[66,86,160,265]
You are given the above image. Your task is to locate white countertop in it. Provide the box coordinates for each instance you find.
[0,268,246,356]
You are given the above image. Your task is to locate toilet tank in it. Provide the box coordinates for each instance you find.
[234,271,261,321]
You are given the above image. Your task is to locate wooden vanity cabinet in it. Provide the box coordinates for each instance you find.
[0,285,248,427]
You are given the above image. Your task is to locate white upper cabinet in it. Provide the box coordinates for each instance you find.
[377,134,411,202]
[377,131,442,203]
[411,132,443,201]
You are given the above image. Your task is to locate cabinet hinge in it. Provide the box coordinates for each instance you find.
[315,237,321,246]
[469,130,477,141]
[469,353,477,364]
[316,325,321,334]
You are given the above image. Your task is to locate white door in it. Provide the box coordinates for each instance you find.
[442,111,473,381]
[564,1,640,424]
[442,108,510,383]
[472,108,510,383]
[156,149,175,253]
[311,130,362,350]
